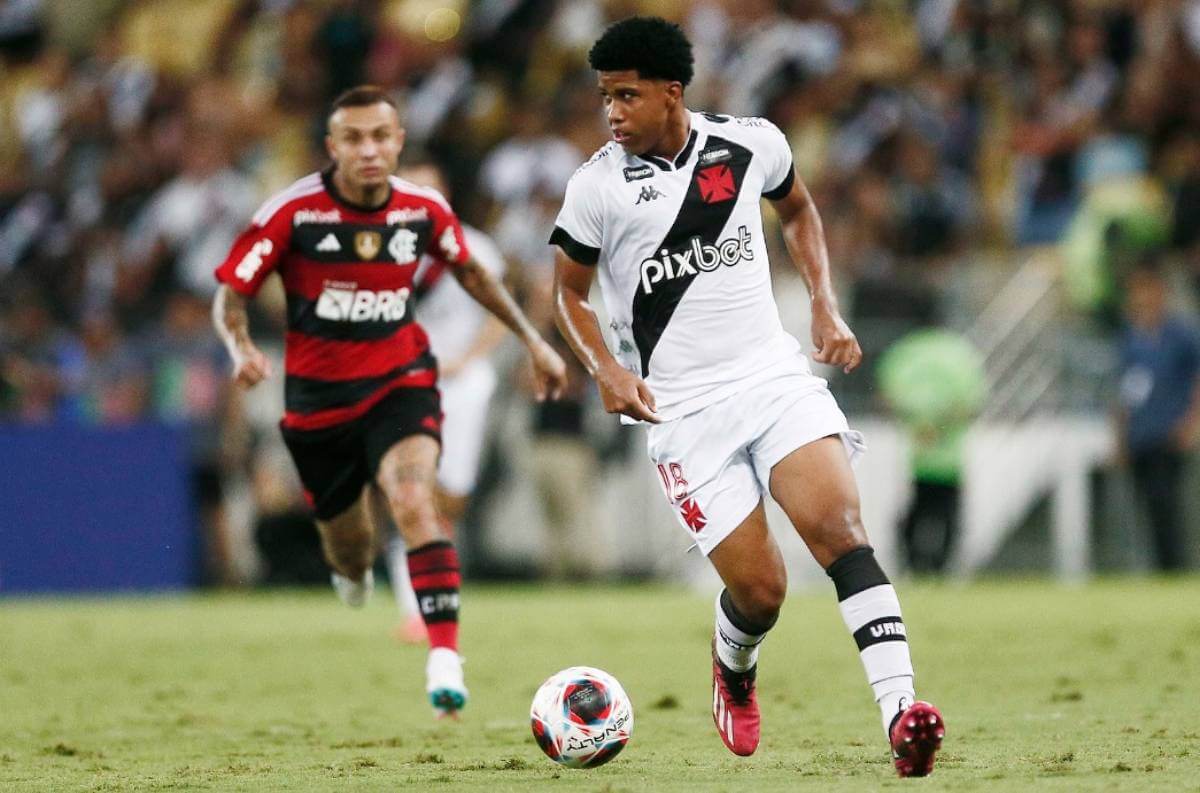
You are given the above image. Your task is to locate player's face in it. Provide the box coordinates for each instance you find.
[598,71,680,156]
[326,102,405,191]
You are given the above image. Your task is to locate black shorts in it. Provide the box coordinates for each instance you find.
[280,387,442,521]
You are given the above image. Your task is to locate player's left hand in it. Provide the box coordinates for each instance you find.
[811,302,863,374]
[529,338,568,401]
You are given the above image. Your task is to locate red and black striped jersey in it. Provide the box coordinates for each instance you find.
[215,169,470,431]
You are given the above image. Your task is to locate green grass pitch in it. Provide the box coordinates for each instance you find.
[2,579,1199,791]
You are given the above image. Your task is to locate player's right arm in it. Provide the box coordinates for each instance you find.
[212,285,271,389]
[553,248,659,423]
[212,195,293,389]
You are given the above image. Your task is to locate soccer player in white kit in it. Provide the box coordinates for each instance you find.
[386,161,509,644]
[550,17,944,776]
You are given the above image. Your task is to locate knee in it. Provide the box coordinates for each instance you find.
[734,569,787,628]
[810,504,869,567]
[387,482,438,534]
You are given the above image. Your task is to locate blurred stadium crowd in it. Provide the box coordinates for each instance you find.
[2,0,1198,583]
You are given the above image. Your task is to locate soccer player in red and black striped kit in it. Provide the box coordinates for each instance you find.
[212,86,567,718]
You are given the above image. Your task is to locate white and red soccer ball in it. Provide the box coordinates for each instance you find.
[530,666,634,768]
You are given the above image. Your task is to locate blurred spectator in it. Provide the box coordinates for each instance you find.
[1,0,1198,584]
[122,122,257,304]
[1116,261,1200,572]
[59,309,148,424]
[878,328,986,574]
[146,290,238,583]
[0,287,72,420]
[890,132,975,259]
[478,102,581,221]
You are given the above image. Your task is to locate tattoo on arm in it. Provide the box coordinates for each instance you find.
[213,284,253,354]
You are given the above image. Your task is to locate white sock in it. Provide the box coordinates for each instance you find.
[826,548,918,737]
[837,583,917,736]
[386,535,420,617]
[714,590,768,672]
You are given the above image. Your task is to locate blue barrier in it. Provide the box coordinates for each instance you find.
[0,423,196,594]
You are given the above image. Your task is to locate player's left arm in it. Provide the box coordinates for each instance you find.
[770,176,863,374]
[450,257,567,400]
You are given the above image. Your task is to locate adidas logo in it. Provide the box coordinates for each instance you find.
[316,233,341,252]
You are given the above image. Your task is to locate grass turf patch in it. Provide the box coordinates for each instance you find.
[2,578,1198,791]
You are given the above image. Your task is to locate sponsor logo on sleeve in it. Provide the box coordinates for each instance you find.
[439,226,461,260]
[234,238,273,282]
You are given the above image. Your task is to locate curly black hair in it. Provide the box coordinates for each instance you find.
[588,16,694,87]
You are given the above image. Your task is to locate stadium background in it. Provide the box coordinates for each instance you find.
[3,0,1198,589]
[1,2,1199,789]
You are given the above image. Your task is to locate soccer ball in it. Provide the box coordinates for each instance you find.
[529,666,634,768]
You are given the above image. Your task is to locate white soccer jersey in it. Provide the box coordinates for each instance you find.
[551,110,811,421]
[413,225,506,367]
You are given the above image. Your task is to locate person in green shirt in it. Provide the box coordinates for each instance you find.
[878,329,986,573]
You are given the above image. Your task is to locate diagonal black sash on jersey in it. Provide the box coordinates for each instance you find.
[630,136,753,376]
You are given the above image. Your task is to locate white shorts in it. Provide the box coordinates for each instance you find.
[645,372,865,556]
[437,362,497,496]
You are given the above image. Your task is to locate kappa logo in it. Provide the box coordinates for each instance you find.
[315,285,411,322]
[388,228,418,264]
[315,233,341,252]
[638,225,754,295]
[635,185,665,205]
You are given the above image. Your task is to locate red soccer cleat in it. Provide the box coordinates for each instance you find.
[889,700,944,777]
[711,641,761,756]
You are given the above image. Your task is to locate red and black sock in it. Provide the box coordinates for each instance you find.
[407,540,460,651]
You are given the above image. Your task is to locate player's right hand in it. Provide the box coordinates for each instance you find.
[596,363,660,423]
[231,343,272,389]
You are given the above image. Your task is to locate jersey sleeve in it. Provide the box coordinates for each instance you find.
[755,119,796,201]
[549,171,603,265]
[425,194,472,268]
[213,205,292,297]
